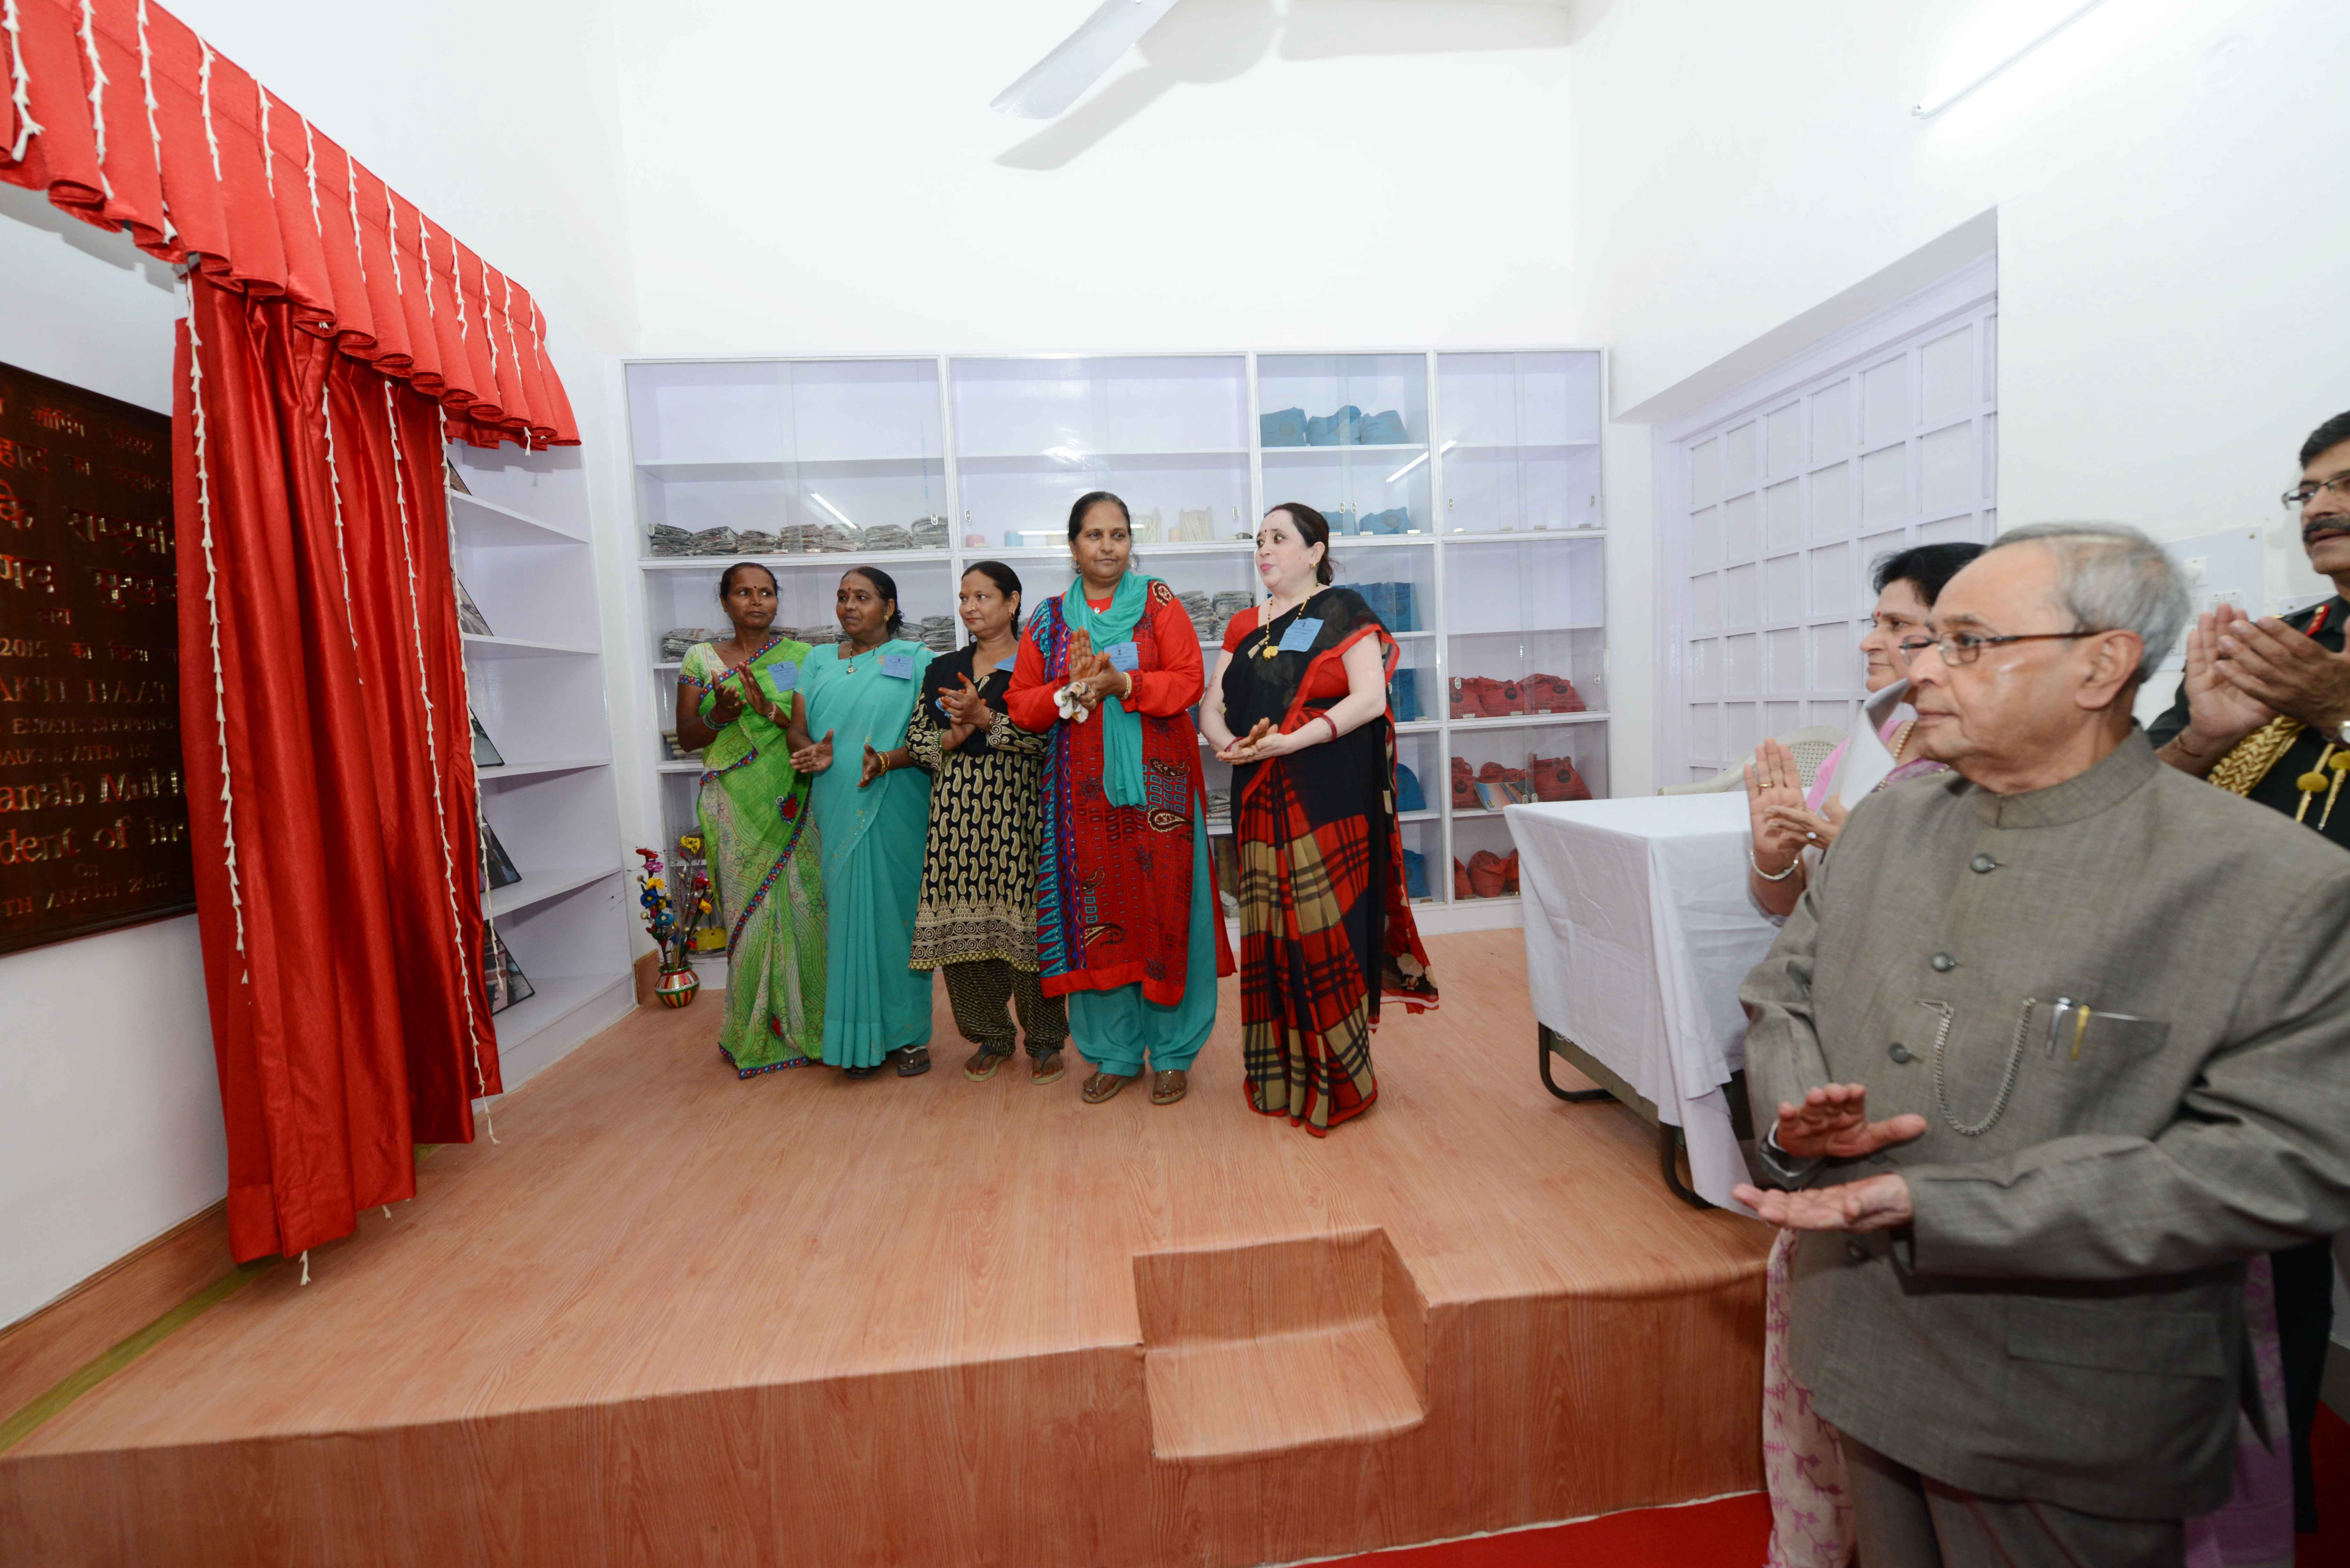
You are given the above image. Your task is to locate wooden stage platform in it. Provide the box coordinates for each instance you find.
[0,936,1769,1567]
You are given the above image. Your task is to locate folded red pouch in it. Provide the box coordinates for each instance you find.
[1525,674,1586,714]
[1451,758,1477,809]
[1530,756,1592,802]
[1453,858,1473,899]
[1476,760,1526,783]
[1502,850,1520,895]
[1491,678,1527,714]
[1467,849,1510,899]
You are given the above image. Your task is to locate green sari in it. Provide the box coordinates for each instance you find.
[802,638,936,1068]
[681,636,826,1075]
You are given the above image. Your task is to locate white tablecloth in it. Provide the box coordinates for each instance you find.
[1505,794,1784,1209]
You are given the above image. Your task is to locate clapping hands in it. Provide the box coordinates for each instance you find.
[1217,717,1287,763]
[791,728,835,774]
[939,673,994,731]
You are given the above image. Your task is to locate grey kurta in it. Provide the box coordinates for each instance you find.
[1741,732,2350,1519]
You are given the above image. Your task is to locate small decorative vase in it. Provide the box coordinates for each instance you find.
[654,956,700,1009]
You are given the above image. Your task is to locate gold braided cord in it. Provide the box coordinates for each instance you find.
[2208,716,2305,797]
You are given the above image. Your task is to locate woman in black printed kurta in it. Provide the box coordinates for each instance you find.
[901,562,1070,1082]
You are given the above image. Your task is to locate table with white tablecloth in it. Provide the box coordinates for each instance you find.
[1504,793,1785,1210]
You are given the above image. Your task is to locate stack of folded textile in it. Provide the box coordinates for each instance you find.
[863,523,913,552]
[917,614,956,652]
[909,515,950,549]
[732,530,779,554]
[647,523,695,557]
[809,524,859,554]
[674,527,738,557]
[1357,507,1411,536]
[1356,580,1420,632]
[1209,591,1253,641]
[1205,788,1232,829]
[776,523,822,553]
[659,627,714,660]
[1178,589,1216,643]
[1388,668,1422,722]
[793,623,841,646]
[1259,406,1412,447]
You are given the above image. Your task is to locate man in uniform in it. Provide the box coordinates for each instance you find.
[1736,524,2350,1566]
[2145,408,2350,1535]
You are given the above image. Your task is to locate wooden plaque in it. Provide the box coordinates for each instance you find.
[0,361,193,954]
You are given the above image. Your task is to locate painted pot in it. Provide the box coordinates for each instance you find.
[654,959,700,1010]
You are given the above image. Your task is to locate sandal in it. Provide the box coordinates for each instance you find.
[894,1045,932,1078]
[1150,1069,1188,1106]
[964,1046,1013,1082]
[1031,1047,1067,1086]
[842,1063,881,1080]
[1081,1070,1134,1104]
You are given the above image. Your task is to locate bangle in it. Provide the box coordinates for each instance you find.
[1750,846,1801,882]
[1318,713,1338,743]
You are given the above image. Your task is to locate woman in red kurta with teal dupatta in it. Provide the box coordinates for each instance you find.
[1006,493,1234,1105]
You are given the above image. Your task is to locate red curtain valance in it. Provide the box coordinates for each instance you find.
[1,0,577,449]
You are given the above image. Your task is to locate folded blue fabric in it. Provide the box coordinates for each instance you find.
[1402,848,1429,901]
[1358,507,1411,536]
[1260,407,1307,447]
[1355,580,1420,633]
[1306,405,1360,446]
[1395,760,1425,812]
[1358,409,1407,444]
[1389,669,1422,723]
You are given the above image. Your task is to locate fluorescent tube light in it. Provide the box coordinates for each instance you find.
[1913,0,2110,119]
[809,493,856,529]
[1387,441,1456,486]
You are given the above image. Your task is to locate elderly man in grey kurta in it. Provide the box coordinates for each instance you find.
[1734,523,2350,1568]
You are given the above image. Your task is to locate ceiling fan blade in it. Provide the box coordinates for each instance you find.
[989,0,1183,119]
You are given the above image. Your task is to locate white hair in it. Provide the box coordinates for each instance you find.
[1984,522,2191,684]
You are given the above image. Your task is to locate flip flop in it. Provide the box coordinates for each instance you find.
[1082,1071,1134,1104]
[1150,1070,1188,1106]
[1031,1047,1067,1086]
[964,1047,1012,1082]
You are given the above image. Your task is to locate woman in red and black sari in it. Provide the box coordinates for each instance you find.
[1202,503,1437,1135]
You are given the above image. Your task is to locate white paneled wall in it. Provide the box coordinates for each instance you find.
[1667,270,1997,783]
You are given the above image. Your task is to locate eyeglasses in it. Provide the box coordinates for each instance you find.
[1897,629,2096,666]
[2283,475,2350,510]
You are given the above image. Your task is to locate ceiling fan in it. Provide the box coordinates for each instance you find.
[990,0,1185,119]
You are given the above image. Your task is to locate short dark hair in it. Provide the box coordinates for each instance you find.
[1066,490,1131,540]
[716,560,778,602]
[1871,542,1984,607]
[2300,411,2350,469]
[840,566,906,639]
[1264,503,1334,585]
[961,560,1025,631]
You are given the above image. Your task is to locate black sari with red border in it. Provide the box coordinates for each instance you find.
[1221,586,1437,1135]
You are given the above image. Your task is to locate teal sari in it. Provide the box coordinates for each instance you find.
[802,639,936,1067]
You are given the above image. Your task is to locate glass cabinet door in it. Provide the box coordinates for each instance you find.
[1436,351,1600,536]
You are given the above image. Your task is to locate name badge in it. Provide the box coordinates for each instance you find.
[879,653,914,680]
[1103,641,1140,672]
[1277,617,1324,653]
[769,662,799,691]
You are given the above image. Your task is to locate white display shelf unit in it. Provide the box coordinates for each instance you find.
[618,350,1605,932]
[451,442,634,1089]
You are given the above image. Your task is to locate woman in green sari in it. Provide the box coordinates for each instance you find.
[790,566,938,1077]
[674,562,826,1075]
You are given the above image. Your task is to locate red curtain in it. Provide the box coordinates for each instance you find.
[175,274,500,1263]
[2,0,577,449]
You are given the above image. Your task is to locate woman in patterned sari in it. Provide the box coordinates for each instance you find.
[1201,504,1436,1135]
[674,562,826,1075]
[1005,492,1234,1106]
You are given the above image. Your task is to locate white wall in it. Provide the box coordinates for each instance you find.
[1568,0,2350,795]
[610,1,1578,354]
[1,1,643,1328]
[0,184,222,1330]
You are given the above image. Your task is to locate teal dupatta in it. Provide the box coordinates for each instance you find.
[1062,570,1150,807]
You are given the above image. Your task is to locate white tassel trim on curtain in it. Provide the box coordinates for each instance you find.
[180,273,248,980]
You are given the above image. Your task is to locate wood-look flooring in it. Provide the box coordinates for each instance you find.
[0,934,1769,1567]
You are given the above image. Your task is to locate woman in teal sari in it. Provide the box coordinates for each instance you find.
[674,562,826,1075]
[791,566,937,1077]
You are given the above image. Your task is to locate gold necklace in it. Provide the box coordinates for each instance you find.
[1254,597,1310,661]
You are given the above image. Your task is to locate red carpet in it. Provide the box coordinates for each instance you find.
[1320,1405,2350,1566]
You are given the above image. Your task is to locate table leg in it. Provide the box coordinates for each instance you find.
[1537,1025,1611,1103]
[1656,1124,1716,1211]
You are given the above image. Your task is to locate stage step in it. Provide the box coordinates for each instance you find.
[1133,1227,1429,1462]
